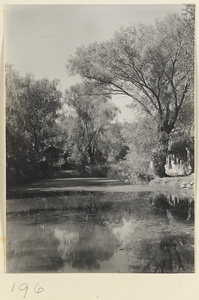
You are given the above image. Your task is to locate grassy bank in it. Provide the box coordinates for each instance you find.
[149,173,195,190]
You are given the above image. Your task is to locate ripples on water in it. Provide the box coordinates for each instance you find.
[6,192,194,273]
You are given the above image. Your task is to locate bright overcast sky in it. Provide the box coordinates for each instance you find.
[5,4,184,121]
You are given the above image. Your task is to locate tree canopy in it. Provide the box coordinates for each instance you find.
[6,64,62,183]
[6,7,195,184]
[64,83,119,170]
[67,11,194,176]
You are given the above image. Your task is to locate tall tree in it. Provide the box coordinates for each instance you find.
[65,83,118,170]
[67,11,195,177]
[6,64,62,183]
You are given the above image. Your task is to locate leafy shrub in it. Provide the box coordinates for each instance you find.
[107,149,154,184]
[83,164,110,177]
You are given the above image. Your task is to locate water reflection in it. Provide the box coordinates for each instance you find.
[6,192,194,273]
[156,236,186,273]
[53,223,120,271]
[151,194,194,221]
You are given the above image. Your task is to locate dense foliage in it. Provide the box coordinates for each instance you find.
[6,65,62,184]
[67,10,195,177]
[6,6,195,185]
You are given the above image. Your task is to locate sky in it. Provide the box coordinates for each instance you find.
[5,4,184,122]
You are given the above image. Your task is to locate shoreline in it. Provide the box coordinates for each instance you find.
[6,174,194,200]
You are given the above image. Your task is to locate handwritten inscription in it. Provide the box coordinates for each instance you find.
[11,283,44,298]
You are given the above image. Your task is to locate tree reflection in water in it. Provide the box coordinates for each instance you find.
[50,199,121,271]
[155,237,186,273]
[6,192,194,273]
[6,223,65,273]
[151,194,194,221]
[134,195,195,273]
[64,225,120,270]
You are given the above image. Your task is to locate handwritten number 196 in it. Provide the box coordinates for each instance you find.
[11,283,44,298]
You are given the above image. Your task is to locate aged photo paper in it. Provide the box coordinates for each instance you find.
[0,0,198,299]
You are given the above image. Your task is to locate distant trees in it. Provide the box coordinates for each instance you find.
[64,83,119,172]
[67,10,195,177]
[123,117,160,177]
[6,64,62,184]
[6,66,122,183]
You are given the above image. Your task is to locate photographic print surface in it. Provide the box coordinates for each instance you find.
[5,4,195,273]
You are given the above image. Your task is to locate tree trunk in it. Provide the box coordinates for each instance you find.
[152,131,169,177]
[186,146,194,173]
[33,128,38,151]
[81,153,87,173]
[88,145,95,165]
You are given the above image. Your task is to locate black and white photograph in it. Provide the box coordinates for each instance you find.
[5,4,195,274]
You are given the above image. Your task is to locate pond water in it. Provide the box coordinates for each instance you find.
[6,191,194,273]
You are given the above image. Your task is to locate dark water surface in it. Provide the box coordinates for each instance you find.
[6,191,194,273]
